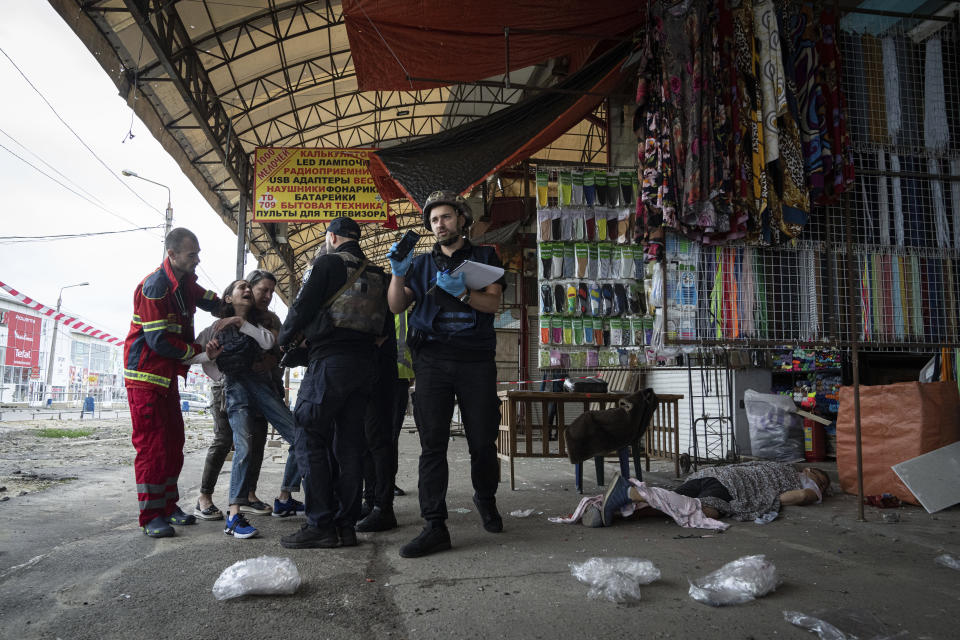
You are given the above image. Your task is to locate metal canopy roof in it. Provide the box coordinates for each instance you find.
[50,0,613,303]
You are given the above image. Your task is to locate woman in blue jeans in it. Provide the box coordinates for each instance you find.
[212,279,303,539]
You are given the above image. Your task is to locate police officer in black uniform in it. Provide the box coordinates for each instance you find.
[387,190,506,558]
[279,216,389,549]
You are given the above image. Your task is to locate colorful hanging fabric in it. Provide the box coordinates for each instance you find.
[924,37,951,249]
[815,6,854,199]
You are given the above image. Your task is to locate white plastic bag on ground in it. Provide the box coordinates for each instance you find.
[212,556,301,601]
[688,554,778,606]
[935,554,960,570]
[784,609,910,639]
[569,557,660,602]
[744,389,804,462]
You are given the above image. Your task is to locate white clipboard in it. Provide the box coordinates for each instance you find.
[450,260,505,290]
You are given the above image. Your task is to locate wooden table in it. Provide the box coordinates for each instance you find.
[496,390,684,490]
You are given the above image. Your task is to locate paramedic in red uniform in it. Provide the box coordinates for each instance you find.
[124,228,223,538]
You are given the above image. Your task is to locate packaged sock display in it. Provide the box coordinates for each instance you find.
[560,207,574,240]
[629,282,644,314]
[539,348,551,369]
[613,283,627,315]
[562,317,573,345]
[606,172,620,207]
[551,207,562,240]
[540,316,551,344]
[575,243,589,278]
[574,208,587,240]
[610,318,623,346]
[594,171,607,206]
[643,315,654,345]
[550,349,562,368]
[538,208,552,241]
[572,171,584,205]
[600,349,619,368]
[551,316,563,344]
[619,245,634,279]
[563,243,575,278]
[601,284,614,316]
[619,170,635,208]
[540,243,552,279]
[565,283,577,315]
[537,170,549,208]
[594,208,607,241]
[554,284,565,313]
[616,208,631,244]
[540,284,552,314]
[589,283,602,316]
[583,171,596,206]
[585,349,599,368]
[632,317,646,346]
[583,316,594,344]
[572,317,584,345]
[551,242,563,279]
[559,171,572,206]
[601,318,610,346]
[577,282,589,315]
[597,243,612,279]
[588,243,598,280]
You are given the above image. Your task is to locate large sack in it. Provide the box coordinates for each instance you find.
[836,381,960,505]
[743,390,804,462]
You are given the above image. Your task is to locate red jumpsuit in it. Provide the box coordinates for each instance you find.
[123,258,220,526]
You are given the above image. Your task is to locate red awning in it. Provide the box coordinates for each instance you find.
[343,0,644,90]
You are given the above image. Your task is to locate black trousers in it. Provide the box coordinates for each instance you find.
[673,476,732,502]
[362,346,399,509]
[293,352,373,528]
[412,350,500,523]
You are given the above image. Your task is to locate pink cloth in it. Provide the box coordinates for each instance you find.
[548,480,729,531]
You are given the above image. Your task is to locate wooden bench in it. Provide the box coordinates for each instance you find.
[496,390,684,490]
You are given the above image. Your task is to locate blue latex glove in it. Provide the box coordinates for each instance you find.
[436,270,466,298]
[387,241,414,277]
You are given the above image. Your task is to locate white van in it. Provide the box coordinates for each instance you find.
[180,391,211,412]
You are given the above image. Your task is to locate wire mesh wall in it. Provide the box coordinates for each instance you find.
[666,17,960,352]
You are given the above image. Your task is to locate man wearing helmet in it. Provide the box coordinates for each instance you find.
[387,189,507,558]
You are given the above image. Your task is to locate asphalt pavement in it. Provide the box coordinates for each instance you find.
[1,420,958,640]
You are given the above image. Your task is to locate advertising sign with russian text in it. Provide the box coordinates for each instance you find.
[252,147,387,223]
[5,311,41,368]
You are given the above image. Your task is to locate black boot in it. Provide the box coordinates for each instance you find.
[473,496,503,533]
[337,525,358,547]
[280,524,339,549]
[399,521,451,558]
[359,500,375,519]
[356,506,398,532]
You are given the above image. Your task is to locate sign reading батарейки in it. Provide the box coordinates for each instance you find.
[252,147,387,222]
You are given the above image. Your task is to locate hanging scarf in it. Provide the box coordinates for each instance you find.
[881,36,905,248]
[741,246,756,337]
[891,252,904,340]
[924,37,951,249]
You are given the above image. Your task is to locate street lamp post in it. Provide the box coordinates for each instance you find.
[121,170,173,256]
[44,282,89,406]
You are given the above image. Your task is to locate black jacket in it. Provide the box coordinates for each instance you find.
[279,241,390,361]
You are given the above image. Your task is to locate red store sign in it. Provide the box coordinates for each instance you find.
[5,311,41,368]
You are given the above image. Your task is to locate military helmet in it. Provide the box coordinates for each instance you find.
[422,190,472,230]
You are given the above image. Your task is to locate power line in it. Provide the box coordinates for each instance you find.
[0,126,110,210]
[0,225,163,244]
[0,44,165,219]
[0,140,158,232]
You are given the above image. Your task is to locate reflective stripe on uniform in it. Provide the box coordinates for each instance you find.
[124,368,171,387]
[138,497,167,510]
[181,344,195,360]
[166,323,182,333]
[141,319,168,332]
[202,290,216,300]
[137,482,167,494]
